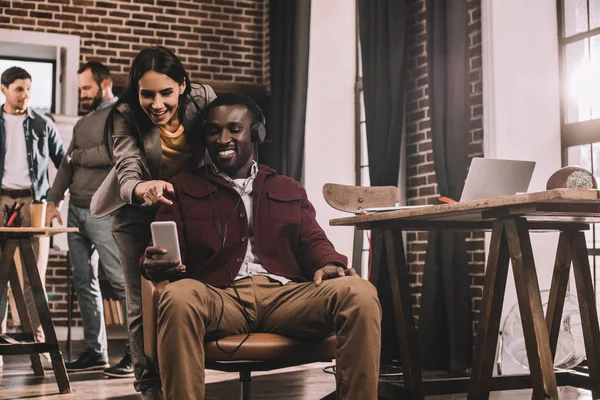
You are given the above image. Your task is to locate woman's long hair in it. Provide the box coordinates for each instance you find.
[103,46,194,161]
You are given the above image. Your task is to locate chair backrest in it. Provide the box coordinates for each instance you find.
[322,183,400,213]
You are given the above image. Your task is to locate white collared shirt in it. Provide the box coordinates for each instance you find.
[2,112,31,189]
[215,161,290,285]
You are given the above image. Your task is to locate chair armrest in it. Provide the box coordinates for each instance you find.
[141,277,169,360]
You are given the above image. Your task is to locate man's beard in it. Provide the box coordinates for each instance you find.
[12,102,26,112]
[81,91,103,111]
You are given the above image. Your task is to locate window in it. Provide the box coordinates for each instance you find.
[558,0,600,146]
[0,57,56,114]
[559,0,600,307]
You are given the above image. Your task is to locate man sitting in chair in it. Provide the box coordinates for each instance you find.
[142,93,381,400]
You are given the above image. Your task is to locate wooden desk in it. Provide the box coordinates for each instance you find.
[330,189,600,399]
[0,227,78,394]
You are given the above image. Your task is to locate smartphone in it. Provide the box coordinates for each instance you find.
[150,221,182,262]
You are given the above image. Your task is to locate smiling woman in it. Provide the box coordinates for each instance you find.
[90,46,216,392]
[138,70,186,131]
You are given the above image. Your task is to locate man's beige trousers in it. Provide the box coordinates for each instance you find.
[158,275,382,400]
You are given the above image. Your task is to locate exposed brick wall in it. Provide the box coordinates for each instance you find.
[404,0,484,336]
[404,0,432,321]
[1,0,269,326]
[1,0,268,85]
[466,0,485,335]
[45,254,82,327]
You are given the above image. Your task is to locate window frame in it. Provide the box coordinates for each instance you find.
[557,0,600,295]
[557,0,600,149]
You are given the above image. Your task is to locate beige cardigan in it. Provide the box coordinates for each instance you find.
[90,84,216,218]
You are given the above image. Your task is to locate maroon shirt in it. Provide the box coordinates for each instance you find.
[155,164,348,287]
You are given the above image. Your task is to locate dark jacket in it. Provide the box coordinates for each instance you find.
[155,164,348,287]
[0,106,64,200]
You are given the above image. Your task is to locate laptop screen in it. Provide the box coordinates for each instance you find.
[460,158,536,202]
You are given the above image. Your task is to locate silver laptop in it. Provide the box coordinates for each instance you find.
[460,158,536,202]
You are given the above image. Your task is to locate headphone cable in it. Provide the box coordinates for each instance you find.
[202,163,255,355]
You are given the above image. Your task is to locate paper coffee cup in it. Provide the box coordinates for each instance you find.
[29,202,47,228]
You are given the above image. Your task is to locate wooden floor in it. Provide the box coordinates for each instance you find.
[0,339,591,399]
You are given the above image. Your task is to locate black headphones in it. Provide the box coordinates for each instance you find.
[200,94,267,143]
[250,106,267,143]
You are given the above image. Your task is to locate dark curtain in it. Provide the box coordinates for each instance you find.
[418,0,472,373]
[358,0,407,364]
[358,0,406,187]
[268,0,311,181]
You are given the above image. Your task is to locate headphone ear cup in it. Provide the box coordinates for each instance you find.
[256,122,266,143]
[251,121,266,143]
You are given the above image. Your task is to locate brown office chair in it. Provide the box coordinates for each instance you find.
[322,183,400,213]
[141,278,337,400]
[323,183,400,277]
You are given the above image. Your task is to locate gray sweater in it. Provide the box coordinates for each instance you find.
[47,106,113,208]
